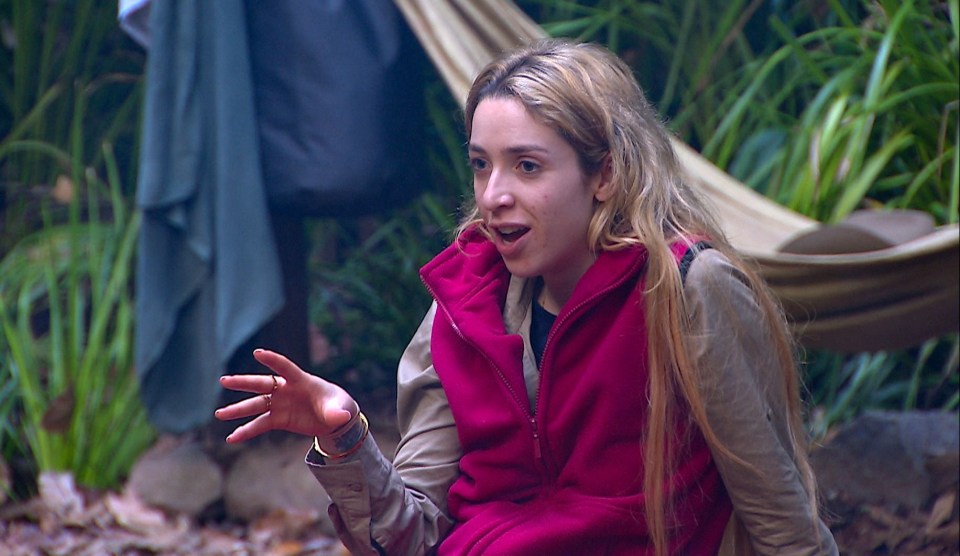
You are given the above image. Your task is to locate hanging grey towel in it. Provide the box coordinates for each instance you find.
[134,0,284,432]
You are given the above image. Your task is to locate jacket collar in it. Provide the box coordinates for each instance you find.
[420,228,649,337]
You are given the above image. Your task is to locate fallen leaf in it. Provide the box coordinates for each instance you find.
[105,491,167,534]
[39,472,85,520]
[926,490,957,532]
[266,539,307,556]
[196,528,253,554]
[249,507,323,545]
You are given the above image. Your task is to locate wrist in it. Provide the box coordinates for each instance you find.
[314,412,369,459]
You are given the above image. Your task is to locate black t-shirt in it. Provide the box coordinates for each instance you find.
[531,299,557,369]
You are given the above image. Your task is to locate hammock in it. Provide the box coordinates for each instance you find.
[394,0,960,353]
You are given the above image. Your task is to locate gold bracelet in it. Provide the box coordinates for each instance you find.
[313,412,369,460]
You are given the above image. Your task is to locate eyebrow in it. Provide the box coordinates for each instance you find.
[468,143,551,156]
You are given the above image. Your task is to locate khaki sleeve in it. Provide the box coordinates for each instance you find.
[685,250,838,556]
[307,303,459,556]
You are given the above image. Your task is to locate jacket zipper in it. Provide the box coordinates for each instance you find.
[533,266,642,472]
[422,256,642,477]
[538,276,636,397]
[421,279,546,468]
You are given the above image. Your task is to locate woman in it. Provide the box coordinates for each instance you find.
[216,39,838,555]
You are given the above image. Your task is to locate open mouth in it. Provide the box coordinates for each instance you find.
[494,225,530,244]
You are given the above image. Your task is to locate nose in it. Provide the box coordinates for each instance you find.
[477,170,514,212]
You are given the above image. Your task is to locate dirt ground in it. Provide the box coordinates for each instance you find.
[0,480,957,555]
[826,494,959,555]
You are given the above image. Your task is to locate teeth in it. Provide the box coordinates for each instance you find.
[499,226,523,234]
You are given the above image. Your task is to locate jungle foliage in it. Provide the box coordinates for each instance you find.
[0,0,956,498]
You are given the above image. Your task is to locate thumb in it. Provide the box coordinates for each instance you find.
[322,405,355,431]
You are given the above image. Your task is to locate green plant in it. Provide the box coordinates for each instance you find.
[0,345,21,496]
[805,334,959,437]
[712,0,959,223]
[1,0,144,253]
[0,142,154,490]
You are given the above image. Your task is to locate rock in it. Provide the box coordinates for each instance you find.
[127,435,224,517]
[811,410,960,515]
[223,435,334,533]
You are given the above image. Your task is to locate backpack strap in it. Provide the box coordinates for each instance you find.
[675,240,714,285]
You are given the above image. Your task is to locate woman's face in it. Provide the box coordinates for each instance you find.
[469,97,610,304]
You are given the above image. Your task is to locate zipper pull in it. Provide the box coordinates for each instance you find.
[530,417,542,461]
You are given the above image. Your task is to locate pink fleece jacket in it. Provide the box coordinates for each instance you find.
[419,231,731,555]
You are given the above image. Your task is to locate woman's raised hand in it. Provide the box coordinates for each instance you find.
[215,348,359,444]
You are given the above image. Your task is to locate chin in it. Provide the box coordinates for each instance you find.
[502,259,540,279]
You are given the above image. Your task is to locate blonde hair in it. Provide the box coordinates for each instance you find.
[458,39,818,556]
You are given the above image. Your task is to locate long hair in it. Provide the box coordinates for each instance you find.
[457,39,818,556]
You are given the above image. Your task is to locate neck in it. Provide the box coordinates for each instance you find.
[536,279,565,315]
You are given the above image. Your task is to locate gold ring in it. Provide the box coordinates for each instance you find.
[271,375,278,393]
[263,394,271,412]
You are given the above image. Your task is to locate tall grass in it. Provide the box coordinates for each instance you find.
[0,0,144,252]
[0,0,151,491]
[707,0,959,224]
[0,142,154,490]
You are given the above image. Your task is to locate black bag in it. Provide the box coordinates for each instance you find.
[245,0,427,217]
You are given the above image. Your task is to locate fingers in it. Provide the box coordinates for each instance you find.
[218,349,303,393]
[215,347,362,441]
[223,413,272,444]
[219,373,284,395]
[252,348,308,382]
[214,393,272,422]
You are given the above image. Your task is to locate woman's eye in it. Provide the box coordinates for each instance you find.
[469,158,488,172]
[518,160,539,173]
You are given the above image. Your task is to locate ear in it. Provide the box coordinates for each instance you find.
[592,155,615,202]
